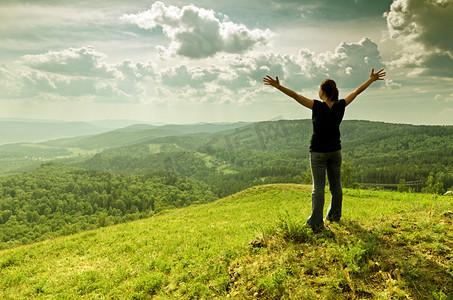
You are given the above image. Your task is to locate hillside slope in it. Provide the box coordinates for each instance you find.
[1,120,452,192]
[77,119,453,188]
[41,122,251,150]
[0,185,451,299]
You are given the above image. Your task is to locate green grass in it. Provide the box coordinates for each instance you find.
[0,184,452,299]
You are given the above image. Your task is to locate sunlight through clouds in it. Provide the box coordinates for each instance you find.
[3,36,385,106]
[384,0,453,77]
[0,0,451,124]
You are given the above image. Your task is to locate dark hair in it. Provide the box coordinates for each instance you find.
[320,79,339,102]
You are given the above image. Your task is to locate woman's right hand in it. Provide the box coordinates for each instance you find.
[263,75,280,88]
[370,68,386,82]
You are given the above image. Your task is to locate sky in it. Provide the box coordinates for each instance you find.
[0,0,452,125]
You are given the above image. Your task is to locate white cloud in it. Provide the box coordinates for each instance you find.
[270,38,386,88]
[153,38,387,104]
[384,0,453,77]
[434,94,443,102]
[0,66,58,99]
[120,1,270,59]
[160,65,219,88]
[0,65,20,98]
[435,93,453,103]
[20,46,117,78]
[0,47,157,103]
[0,37,386,105]
[384,79,402,89]
[114,60,155,97]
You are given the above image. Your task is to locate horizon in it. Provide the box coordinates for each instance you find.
[0,116,451,128]
[1,0,452,125]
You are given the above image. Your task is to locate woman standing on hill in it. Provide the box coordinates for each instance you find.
[263,69,386,231]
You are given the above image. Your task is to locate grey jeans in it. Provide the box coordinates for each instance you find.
[306,150,343,229]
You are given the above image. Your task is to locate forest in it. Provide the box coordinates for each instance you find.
[72,120,453,194]
[0,119,452,249]
[0,163,216,249]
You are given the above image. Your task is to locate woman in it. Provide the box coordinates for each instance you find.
[263,69,386,231]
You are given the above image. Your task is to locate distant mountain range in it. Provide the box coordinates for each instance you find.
[0,118,250,145]
[0,120,107,145]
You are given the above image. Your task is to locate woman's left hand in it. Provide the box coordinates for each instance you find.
[263,75,280,88]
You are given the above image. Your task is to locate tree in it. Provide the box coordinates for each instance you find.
[303,168,312,184]
[397,179,409,193]
[0,210,11,224]
[422,174,445,195]
[341,162,357,188]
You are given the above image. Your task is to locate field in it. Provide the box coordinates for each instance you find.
[1,184,451,299]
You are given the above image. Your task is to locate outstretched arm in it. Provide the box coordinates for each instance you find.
[344,69,386,106]
[263,75,314,109]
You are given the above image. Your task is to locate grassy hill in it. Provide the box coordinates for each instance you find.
[1,184,451,299]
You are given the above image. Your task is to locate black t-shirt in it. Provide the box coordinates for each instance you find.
[310,99,346,152]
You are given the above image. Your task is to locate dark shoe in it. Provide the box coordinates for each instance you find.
[306,222,325,233]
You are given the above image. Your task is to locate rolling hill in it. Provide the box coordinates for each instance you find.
[41,126,179,150]
[0,184,451,299]
[73,119,453,192]
[0,119,452,192]
[41,122,252,150]
[2,119,452,161]
[0,121,252,158]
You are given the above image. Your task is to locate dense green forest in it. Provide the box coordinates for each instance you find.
[0,163,216,249]
[70,120,453,193]
[1,119,452,193]
[0,119,452,249]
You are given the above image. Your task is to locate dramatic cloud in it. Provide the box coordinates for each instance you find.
[0,38,387,105]
[0,47,157,103]
[120,1,270,59]
[384,0,453,77]
[242,38,386,90]
[298,38,385,87]
[157,38,387,104]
